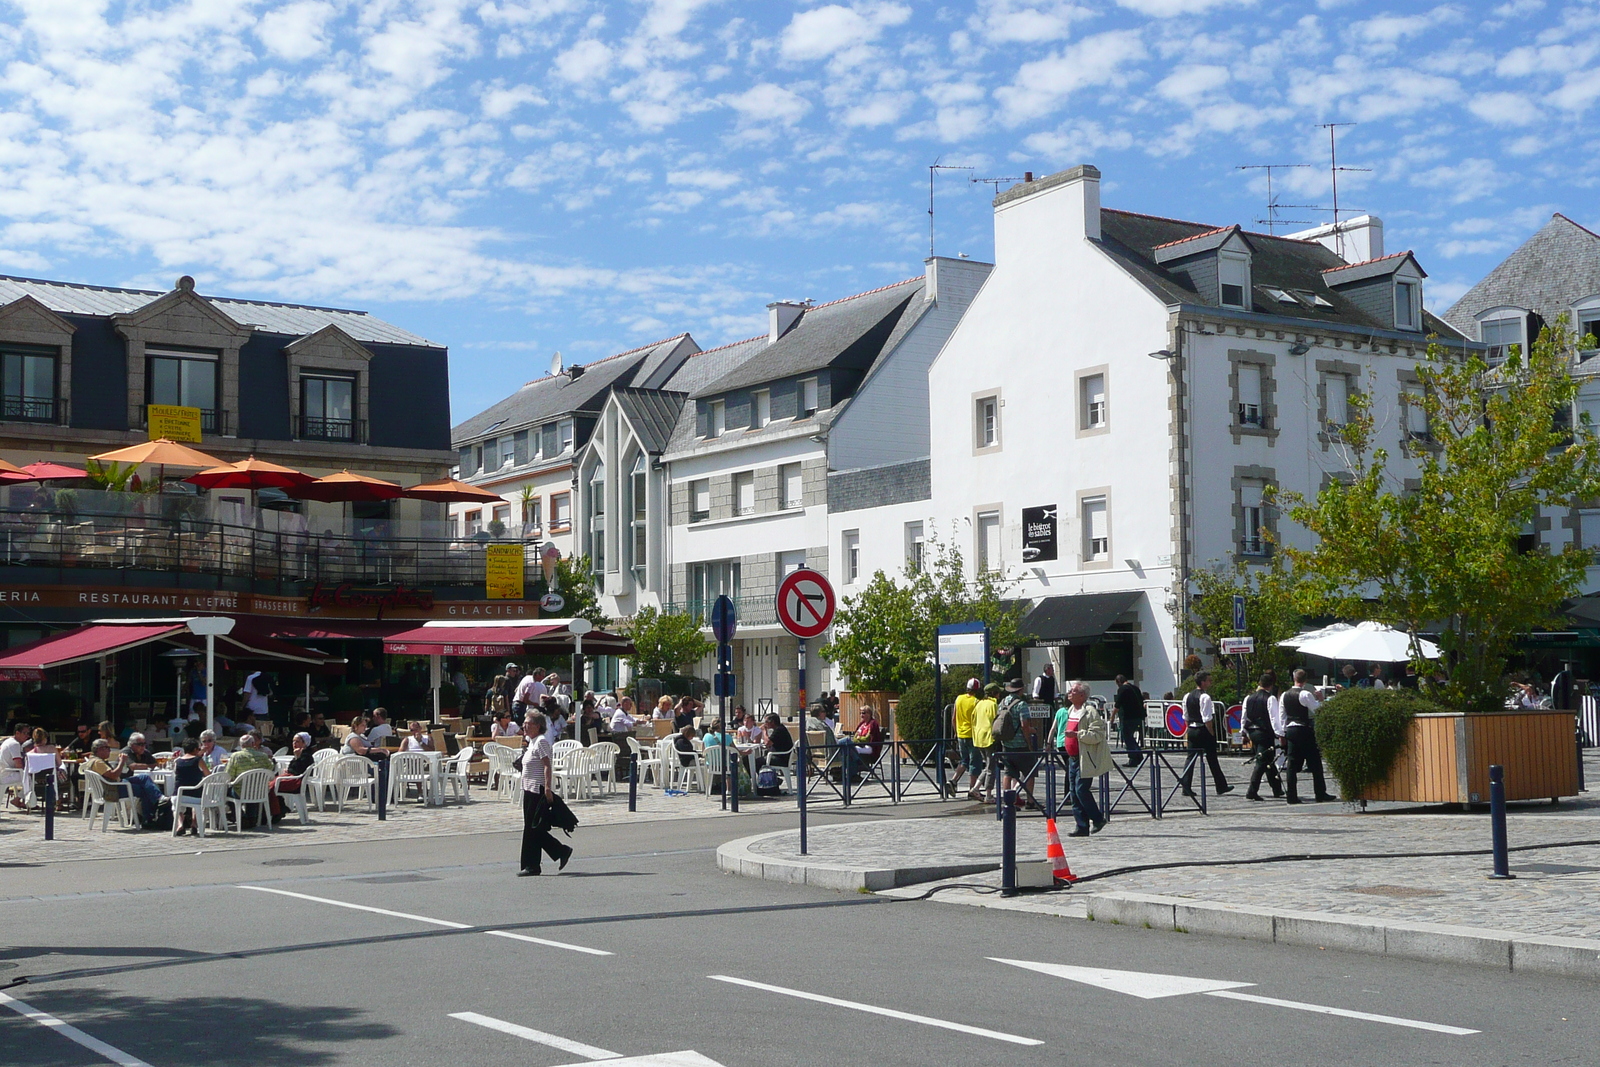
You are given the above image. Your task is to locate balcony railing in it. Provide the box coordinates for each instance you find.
[0,495,539,591]
[0,395,67,424]
[299,415,367,443]
[665,595,778,627]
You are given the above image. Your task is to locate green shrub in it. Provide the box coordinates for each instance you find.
[1315,688,1442,800]
[895,677,938,757]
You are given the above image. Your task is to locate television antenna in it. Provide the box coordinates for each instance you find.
[549,350,563,377]
[928,160,975,258]
[1235,163,1315,233]
[1316,122,1370,243]
[971,174,1024,198]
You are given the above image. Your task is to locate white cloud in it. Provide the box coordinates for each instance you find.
[969,0,1089,44]
[1116,0,1253,15]
[993,29,1147,125]
[1023,119,1135,161]
[554,39,614,84]
[840,91,916,127]
[481,84,545,118]
[667,168,741,190]
[724,82,812,125]
[255,1,335,62]
[781,3,911,63]
[1155,64,1230,105]
[1467,91,1539,127]
[1410,157,1510,204]
[1349,7,1461,51]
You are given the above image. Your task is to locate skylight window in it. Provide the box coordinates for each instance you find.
[1287,290,1334,309]
[485,420,506,433]
[1264,287,1297,304]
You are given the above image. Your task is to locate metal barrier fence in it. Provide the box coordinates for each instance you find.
[1582,696,1598,748]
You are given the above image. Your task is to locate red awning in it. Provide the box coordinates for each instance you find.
[384,623,566,657]
[383,622,634,657]
[253,620,417,641]
[0,624,186,678]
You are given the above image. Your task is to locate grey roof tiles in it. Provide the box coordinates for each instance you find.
[1442,214,1600,337]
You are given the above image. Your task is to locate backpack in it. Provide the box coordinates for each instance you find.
[996,698,1022,743]
[756,767,781,797]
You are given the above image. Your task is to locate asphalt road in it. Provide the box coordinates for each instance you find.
[2,805,1595,1067]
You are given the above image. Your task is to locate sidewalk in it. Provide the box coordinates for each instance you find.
[717,752,1600,980]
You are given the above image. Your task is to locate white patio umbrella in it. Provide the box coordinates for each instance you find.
[1278,622,1355,649]
[1292,620,1439,663]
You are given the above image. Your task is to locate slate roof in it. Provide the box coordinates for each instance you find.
[690,278,925,398]
[0,274,437,346]
[614,388,687,455]
[1097,210,1465,339]
[451,334,694,443]
[658,336,771,454]
[1442,214,1600,337]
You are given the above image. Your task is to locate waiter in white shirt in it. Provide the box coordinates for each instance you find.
[1282,668,1336,803]
[513,667,549,716]
[1242,673,1284,800]
[1176,671,1233,796]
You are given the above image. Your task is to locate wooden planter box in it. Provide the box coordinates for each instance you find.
[1361,709,1580,804]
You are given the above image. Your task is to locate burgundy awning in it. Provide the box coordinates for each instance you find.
[384,622,634,657]
[0,624,186,679]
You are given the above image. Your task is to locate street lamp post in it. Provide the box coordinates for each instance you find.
[185,616,236,734]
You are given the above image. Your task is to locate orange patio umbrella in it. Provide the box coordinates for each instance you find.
[0,457,37,483]
[402,477,504,504]
[289,470,405,503]
[88,438,224,494]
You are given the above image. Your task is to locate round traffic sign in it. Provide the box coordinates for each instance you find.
[1164,702,1187,738]
[1225,704,1243,733]
[775,568,836,639]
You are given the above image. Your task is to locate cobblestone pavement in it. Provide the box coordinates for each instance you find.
[748,750,1600,940]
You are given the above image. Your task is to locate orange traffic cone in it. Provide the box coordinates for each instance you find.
[1045,818,1077,883]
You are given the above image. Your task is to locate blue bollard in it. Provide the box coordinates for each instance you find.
[44,772,54,841]
[1000,788,1018,897]
[628,753,638,813]
[1489,764,1515,880]
[377,757,388,822]
[797,735,808,856]
[1045,751,1056,821]
[1151,753,1162,819]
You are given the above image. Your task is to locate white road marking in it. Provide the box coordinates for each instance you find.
[486,929,613,956]
[549,1054,724,1067]
[1203,990,1480,1036]
[0,990,155,1067]
[449,1012,621,1059]
[236,884,472,928]
[707,974,1043,1046]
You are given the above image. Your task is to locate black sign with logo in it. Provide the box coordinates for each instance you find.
[1022,505,1057,563]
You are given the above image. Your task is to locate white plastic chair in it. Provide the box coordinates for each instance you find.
[443,746,473,804]
[590,742,620,795]
[670,745,708,794]
[628,736,662,787]
[552,750,589,801]
[389,752,434,805]
[552,739,582,760]
[654,738,680,791]
[301,758,337,812]
[483,742,518,797]
[764,749,796,792]
[83,769,138,831]
[275,777,310,825]
[312,748,339,766]
[172,771,230,836]
[228,768,273,831]
[334,755,377,813]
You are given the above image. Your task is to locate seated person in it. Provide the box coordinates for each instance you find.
[308,711,334,743]
[123,732,159,771]
[63,722,96,757]
[672,699,696,732]
[365,709,393,743]
[29,727,64,804]
[400,721,434,752]
[234,711,260,738]
[700,719,728,753]
[763,713,794,767]
[268,732,316,820]
[802,703,829,736]
[2,721,26,810]
[85,738,163,826]
[490,711,521,738]
[577,698,604,740]
[653,696,674,721]
[609,697,637,734]
[172,739,207,835]
[96,720,118,747]
[736,710,764,746]
[197,729,229,772]
[540,696,566,744]
[845,707,884,777]
[673,725,699,766]
[224,732,275,784]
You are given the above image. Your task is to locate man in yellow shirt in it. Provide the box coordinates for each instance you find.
[950,678,980,800]
[970,682,1001,803]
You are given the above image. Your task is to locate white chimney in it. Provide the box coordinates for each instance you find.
[1285,215,1384,264]
[767,301,806,344]
[992,164,1101,261]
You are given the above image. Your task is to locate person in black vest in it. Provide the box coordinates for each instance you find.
[1113,674,1145,767]
[1176,671,1232,796]
[1031,663,1056,706]
[1282,668,1337,804]
[1242,673,1284,801]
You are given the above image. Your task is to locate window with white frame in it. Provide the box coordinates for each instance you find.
[1080,373,1106,431]
[778,549,805,579]
[1581,509,1600,553]
[630,454,647,582]
[1081,496,1109,563]
[976,510,1001,574]
[690,479,710,522]
[1237,363,1264,427]
[1480,316,1522,365]
[550,492,571,530]
[587,462,605,574]
[1395,280,1419,329]
[779,463,803,510]
[1324,373,1349,428]
[481,437,498,470]
[500,436,516,468]
[710,400,726,437]
[753,389,771,429]
[1577,305,1600,354]
[492,504,510,530]
[842,530,860,584]
[904,521,925,573]
[464,509,482,537]
[1404,385,1430,440]
[556,418,574,452]
[734,471,755,516]
[975,394,1000,451]
[689,559,740,611]
[1578,388,1600,436]
[1219,254,1250,309]
[523,496,542,532]
[799,378,819,418]
[1240,485,1266,555]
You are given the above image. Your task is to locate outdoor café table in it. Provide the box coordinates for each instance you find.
[387,748,446,806]
[24,751,58,807]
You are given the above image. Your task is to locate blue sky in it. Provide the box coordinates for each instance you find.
[0,0,1593,420]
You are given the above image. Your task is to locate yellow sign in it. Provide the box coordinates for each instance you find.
[484,544,525,600]
[147,404,203,443]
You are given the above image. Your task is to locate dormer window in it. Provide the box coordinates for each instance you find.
[1479,313,1524,365]
[1395,281,1419,330]
[1219,255,1250,309]
[709,400,726,438]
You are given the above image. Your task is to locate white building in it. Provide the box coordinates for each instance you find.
[836,164,1471,700]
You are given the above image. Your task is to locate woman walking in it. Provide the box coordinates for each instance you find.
[519,711,573,877]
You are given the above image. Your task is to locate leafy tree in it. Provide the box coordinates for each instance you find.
[626,605,715,679]
[539,553,608,628]
[1279,319,1600,714]
[1187,558,1303,682]
[823,530,1023,692]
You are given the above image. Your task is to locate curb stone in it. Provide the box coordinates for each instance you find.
[722,829,1600,981]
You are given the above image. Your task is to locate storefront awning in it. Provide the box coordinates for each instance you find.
[1020,591,1143,644]
[253,619,419,641]
[0,623,186,679]
[384,620,635,657]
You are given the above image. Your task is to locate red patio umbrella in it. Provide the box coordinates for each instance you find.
[289,470,405,503]
[21,461,89,481]
[402,477,504,504]
[186,456,314,492]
